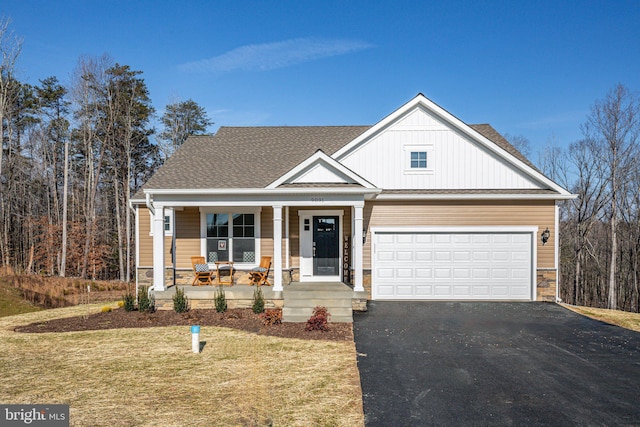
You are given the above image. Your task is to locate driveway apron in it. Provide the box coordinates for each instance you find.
[353,302,640,426]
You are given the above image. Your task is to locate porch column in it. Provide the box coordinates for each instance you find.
[353,204,364,292]
[152,206,166,291]
[273,205,283,291]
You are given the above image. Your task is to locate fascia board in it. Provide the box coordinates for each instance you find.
[376,193,578,201]
[144,187,381,196]
[267,150,376,189]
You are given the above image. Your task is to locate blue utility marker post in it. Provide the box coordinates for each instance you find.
[191,325,200,353]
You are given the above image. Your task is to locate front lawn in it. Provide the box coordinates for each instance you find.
[562,304,640,332]
[0,304,364,426]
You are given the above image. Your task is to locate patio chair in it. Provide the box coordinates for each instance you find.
[191,256,213,286]
[248,256,271,286]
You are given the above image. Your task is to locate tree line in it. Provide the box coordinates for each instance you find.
[0,19,210,282]
[542,84,640,312]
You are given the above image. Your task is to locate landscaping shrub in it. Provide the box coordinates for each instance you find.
[101,305,112,313]
[305,306,330,331]
[252,288,265,314]
[137,286,155,313]
[122,292,135,312]
[214,286,227,313]
[173,286,189,313]
[259,309,282,326]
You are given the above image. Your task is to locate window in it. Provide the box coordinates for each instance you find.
[410,151,427,169]
[205,212,256,264]
[404,145,434,174]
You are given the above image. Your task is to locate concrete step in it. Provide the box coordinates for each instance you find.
[283,306,352,317]
[283,315,353,323]
[284,290,354,299]
[284,298,353,308]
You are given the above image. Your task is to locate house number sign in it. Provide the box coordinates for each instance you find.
[310,197,325,204]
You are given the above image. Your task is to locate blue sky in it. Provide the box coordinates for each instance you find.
[2,0,639,161]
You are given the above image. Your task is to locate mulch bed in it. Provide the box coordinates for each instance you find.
[13,308,353,342]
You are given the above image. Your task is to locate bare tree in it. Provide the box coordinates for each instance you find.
[583,84,640,310]
[0,17,22,266]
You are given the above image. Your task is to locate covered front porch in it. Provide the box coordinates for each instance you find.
[142,190,374,295]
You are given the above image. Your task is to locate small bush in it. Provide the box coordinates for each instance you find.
[122,292,135,312]
[305,306,330,331]
[259,309,282,326]
[214,287,227,313]
[137,286,155,313]
[252,288,265,314]
[117,301,124,308]
[173,287,189,313]
[101,305,112,313]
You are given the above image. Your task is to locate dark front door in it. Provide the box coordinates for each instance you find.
[313,216,339,276]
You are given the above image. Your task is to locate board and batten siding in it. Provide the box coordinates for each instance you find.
[339,107,541,190]
[364,200,556,270]
[137,207,172,267]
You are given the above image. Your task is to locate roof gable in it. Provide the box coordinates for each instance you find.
[332,94,571,195]
[268,150,375,189]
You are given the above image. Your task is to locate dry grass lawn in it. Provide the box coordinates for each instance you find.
[0,304,364,426]
[562,304,640,332]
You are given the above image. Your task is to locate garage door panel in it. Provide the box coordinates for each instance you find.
[396,268,414,279]
[373,231,533,301]
[415,268,433,278]
[415,285,433,295]
[396,251,413,262]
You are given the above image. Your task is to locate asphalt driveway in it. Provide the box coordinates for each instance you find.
[353,302,640,426]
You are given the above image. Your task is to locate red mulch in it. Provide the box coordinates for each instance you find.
[13,308,353,342]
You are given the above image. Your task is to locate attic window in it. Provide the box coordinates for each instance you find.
[404,145,434,174]
[410,151,427,168]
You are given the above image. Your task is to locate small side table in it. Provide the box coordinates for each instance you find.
[214,261,234,286]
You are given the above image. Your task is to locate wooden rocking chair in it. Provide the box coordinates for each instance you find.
[248,256,271,286]
[191,256,213,286]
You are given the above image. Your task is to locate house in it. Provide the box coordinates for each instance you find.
[132,93,574,310]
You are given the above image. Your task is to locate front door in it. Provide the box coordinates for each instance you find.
[299,211,342,282]
[313,216,339,276]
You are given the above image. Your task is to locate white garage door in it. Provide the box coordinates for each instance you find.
[372,231,534,301]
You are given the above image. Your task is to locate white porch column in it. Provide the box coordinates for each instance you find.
[152,206,166,291]
[273,205,283,291]
[353,204,364,292]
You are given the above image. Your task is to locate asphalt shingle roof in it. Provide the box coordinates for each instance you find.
[140,123,536,192]
[141,126,370,190]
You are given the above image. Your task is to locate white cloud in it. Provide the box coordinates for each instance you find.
[179,37,374,73]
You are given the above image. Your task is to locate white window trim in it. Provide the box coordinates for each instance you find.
[199,207,262,269]
[149,208,173,236]
[403,144,434,175]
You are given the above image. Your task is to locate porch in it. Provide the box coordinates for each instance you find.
[153,282,367,323]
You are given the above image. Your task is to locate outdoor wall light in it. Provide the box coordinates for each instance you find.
[363,229,367,244]
[541,227,551,245]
